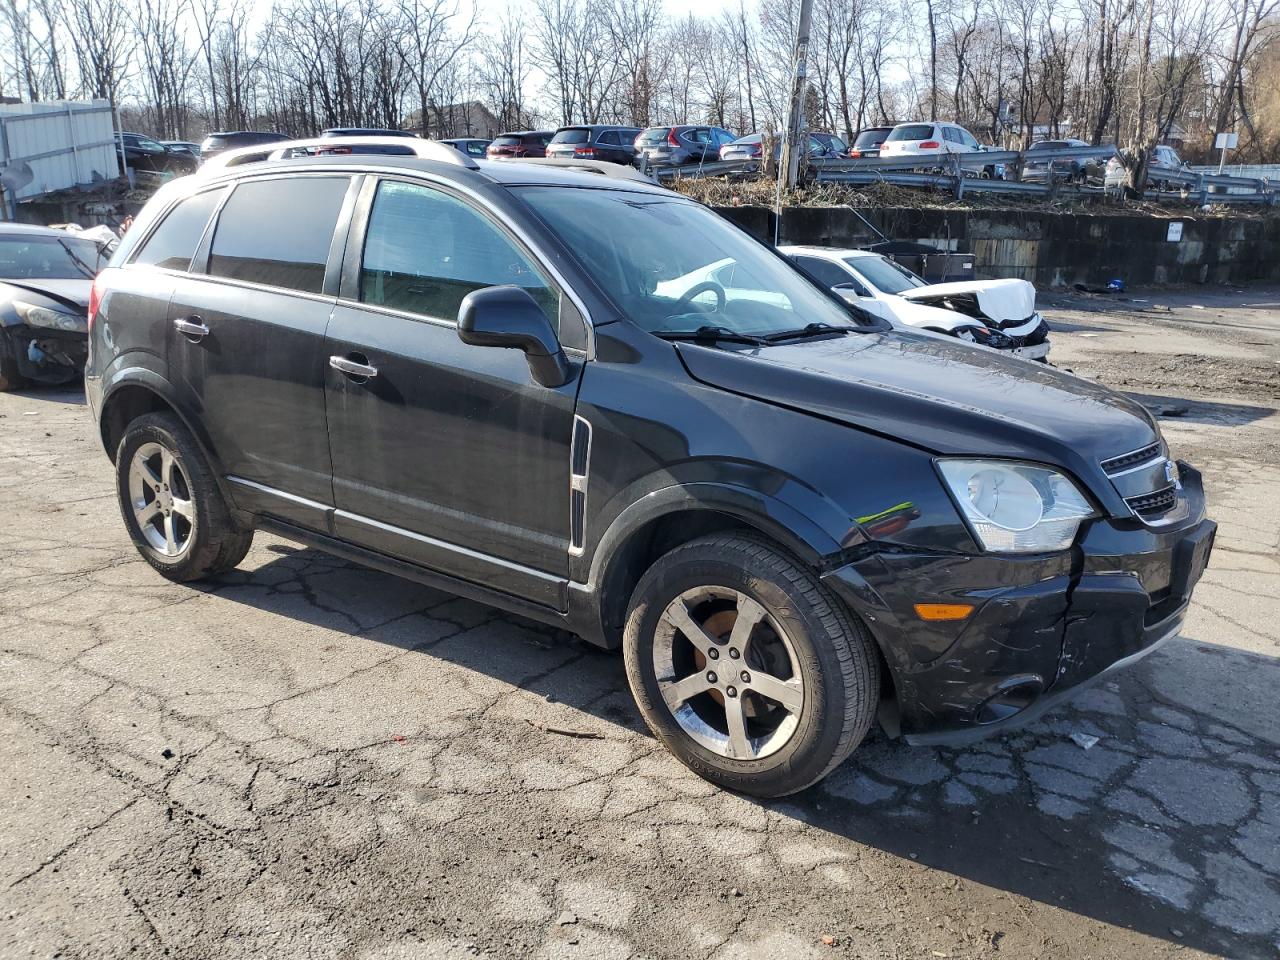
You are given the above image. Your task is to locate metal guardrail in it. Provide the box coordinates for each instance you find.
[651,141,1276,205]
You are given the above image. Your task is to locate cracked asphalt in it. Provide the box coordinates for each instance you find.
[2,289,1278,960]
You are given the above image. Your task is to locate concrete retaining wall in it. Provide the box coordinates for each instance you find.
[716,205,1280,287]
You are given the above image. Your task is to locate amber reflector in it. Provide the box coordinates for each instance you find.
[913,602,975,621]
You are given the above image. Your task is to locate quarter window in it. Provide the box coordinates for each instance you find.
[359,180,560,327]
[132,188,224,271]
[207,177,349,293]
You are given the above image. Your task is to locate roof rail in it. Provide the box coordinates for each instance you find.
[198,136,480,175]
[494,157,659,185]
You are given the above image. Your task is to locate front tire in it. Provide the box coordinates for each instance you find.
[623,534,880,797]
[115,412,253,582]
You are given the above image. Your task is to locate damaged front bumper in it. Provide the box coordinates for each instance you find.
[822,464,1213,743]
[5,324,88,385]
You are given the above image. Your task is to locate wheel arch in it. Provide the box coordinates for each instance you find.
[570,483,845,650]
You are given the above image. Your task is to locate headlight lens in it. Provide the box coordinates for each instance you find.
[938,459,1096,553]
[14,301,87,332]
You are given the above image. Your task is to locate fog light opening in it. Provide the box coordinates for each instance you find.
[976,678,1044,725]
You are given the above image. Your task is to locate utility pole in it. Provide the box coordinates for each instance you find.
[780,0,815,190]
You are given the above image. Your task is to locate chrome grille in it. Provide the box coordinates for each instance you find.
[1101,440,1178,521]
[1101,442,1162,475]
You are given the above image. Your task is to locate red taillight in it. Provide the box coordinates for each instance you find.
[667,128,681,146]
[574,146,595,157]
[920,140,940,149]
[849,150,862,157]
[87,271,107,330]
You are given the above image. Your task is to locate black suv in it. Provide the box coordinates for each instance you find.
[546,125,643,165]
[87,144,1214,797]
[199,131,290,163]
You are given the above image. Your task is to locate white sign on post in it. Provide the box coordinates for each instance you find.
[1167,221,1184,242]
[1214,132,1239,150]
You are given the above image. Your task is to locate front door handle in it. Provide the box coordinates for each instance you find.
[173,317,209,339]
[329,354,378,379]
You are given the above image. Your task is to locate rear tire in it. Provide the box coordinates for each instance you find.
[0,328,29,392]
[115,412,253,582]
[623,534,880,797]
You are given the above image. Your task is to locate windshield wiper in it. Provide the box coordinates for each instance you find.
[653,325,769,346]
[761,322,856,342]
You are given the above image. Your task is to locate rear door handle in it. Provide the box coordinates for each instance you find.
[173,317,209,339]
[329,355,378,379]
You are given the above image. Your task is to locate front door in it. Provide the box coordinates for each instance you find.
[323,177,582,608]
[168,174,356,528]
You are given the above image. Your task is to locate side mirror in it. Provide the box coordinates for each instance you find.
[457,285,572,388]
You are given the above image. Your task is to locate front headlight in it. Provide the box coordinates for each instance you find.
[14,301,87,333]
[937,459,1097,553]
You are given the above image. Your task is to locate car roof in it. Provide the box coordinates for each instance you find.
[186,152,674,196]
[779,245,874,259]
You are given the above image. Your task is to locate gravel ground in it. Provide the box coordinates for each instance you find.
[1,289,1277,960]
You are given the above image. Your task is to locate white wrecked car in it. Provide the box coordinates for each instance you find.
[780,245,1051,361]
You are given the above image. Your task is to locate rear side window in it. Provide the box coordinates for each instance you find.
[207,177,348,293]
[598,130,620,145]
[133,189,223,271]
[359,180,559,328]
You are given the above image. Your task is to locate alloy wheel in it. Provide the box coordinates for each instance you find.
[127,441,195,558]
[653,586,805,761]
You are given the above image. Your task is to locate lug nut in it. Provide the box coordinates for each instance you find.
[706,671,717,684]
[728,648,740,659]
[740,671,751,683]
[707,648,719,660]
[726,686,738,698]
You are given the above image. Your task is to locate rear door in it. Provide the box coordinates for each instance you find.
[322,176,584,607]
[167,173,358,529]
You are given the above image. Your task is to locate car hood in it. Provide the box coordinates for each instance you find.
[899,278,1035,324]
[676,330,1157,487]
[0,278,92,313]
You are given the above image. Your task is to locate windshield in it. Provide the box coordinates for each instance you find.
[886,124,934,142]
[0,235,103,280]
[552,128,591,144]
[844,255,925,295]
[518,187,860,337]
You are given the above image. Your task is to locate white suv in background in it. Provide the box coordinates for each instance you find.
[880,121,984,157]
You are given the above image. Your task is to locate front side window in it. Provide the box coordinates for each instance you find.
[518,187,861,338]
[359,180,559,327]
[133,188,223,271]
[207,177,349,294]
[793,255,855,290]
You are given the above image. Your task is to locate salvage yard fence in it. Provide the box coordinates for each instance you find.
[0,100,121,220]
[651,143,1278,206]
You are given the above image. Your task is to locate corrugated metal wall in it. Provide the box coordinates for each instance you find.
[0,100,120,216]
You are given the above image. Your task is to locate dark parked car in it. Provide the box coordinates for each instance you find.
[486,130,555,159]
[1021,139,1103,184]
[634,126,736,166]
[546,125,643,165]
[199,131,290,163]
[440,138,490,158]
[117,133,198,176]
[0,223,107,390]
[162,141,202,160]
[87,143,1214,797]
[847,126,894,158]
